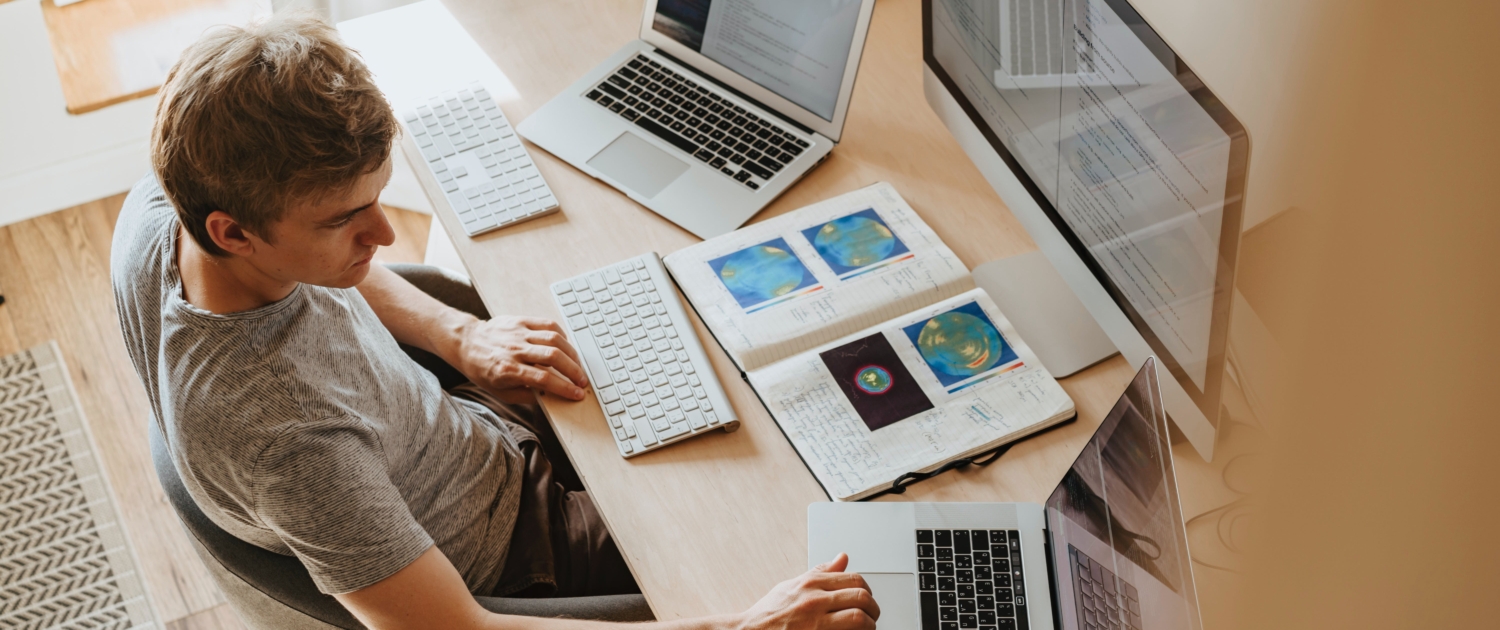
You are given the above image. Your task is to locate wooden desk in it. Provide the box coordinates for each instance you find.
[425,0,1136,618]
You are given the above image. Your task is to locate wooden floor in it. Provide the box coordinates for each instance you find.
[0,194,431,630]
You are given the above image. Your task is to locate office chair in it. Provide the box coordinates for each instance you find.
[147,263,654,629]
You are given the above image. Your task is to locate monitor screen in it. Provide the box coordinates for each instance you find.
[1045,358,1201,630]
[652,0,864,121]
[923,0,1247,419]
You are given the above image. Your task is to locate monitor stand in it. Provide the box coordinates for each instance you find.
[973,251,1118,377]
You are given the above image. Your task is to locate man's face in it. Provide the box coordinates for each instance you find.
[253,160,396,289]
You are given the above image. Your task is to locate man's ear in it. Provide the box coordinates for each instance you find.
[203,210,262,257]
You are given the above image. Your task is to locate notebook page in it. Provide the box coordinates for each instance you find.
[664,182,973,372]
[747,289,1076,501]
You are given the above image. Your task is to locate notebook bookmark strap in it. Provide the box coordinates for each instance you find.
[863,442,1016,500]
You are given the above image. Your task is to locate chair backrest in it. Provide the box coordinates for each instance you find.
[149,420,365,628]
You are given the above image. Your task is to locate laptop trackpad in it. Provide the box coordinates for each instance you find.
[861,573,919,630]
[587,131,689,199]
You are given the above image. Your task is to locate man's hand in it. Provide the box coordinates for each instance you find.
[735,553,880,630]
[354,265,588,403]
[452,315,589,402]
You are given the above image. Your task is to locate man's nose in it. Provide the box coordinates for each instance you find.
[361,204,397,248]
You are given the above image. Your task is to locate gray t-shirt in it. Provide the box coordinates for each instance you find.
[111,176,525,595]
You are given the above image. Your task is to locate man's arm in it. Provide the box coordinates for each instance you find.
[336,546,879,630]
[356,263,588,401]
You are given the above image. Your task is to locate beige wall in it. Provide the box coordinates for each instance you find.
[1130,0,1324,231]
[1130,0,1500,627]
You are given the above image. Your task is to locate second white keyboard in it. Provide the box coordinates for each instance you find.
[551,253,738,458]
[402,85,559,237]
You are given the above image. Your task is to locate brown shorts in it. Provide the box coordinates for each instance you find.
[453,385,640,598]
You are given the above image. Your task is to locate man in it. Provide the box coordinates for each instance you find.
[112,14,878,630]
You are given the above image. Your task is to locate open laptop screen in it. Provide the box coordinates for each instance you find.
[652,0,863,121]
[1044,358,1202,630]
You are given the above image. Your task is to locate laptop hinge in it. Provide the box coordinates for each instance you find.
[1043,530,1064,630]
[649,48,820,138]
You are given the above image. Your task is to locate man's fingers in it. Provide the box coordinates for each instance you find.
[826,587,881,621]
[522,345,589,387]
[512,365,586,400]
[822,608,877,630]
[803,570,870,593]
[812,553,850,574]
[525,330,583,365]
[520,317,567,335]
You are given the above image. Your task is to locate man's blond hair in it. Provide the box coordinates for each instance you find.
[151,13,398,256]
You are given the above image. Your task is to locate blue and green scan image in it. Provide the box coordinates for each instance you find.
[854,365,893,395]
[902,301,1018,388]
[800,208,910,276]
[707,237,819,310]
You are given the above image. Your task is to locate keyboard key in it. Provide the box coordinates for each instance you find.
[636,419,659,445]
[658,421,688,440]
[635,117,698,154]
[742,160,774,180]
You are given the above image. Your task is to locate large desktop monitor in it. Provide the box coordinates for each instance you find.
[921,0,1249,460]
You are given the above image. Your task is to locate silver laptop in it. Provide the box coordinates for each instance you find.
[809,358,1203,630]
[517,0,876,239]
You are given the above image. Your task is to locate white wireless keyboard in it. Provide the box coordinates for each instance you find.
[402,86,558,237]
[551,253,739,458]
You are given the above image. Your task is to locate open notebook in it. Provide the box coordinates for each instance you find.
[664,182,1076,500]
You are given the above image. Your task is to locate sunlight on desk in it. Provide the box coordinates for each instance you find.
[338,0,520,112]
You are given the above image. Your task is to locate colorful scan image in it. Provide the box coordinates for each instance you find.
[902,301,1020,389]
[819,332,935,431]
[707,237,821,311]
[800,208,913,277]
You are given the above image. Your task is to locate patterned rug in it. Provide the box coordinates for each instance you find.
[0,343,157,629]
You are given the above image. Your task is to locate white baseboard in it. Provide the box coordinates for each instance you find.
[0,140,151,228]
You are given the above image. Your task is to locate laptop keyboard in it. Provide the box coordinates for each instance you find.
[585,54,811,190]
[1068,546,1142,630]
[918,529,1031,630]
